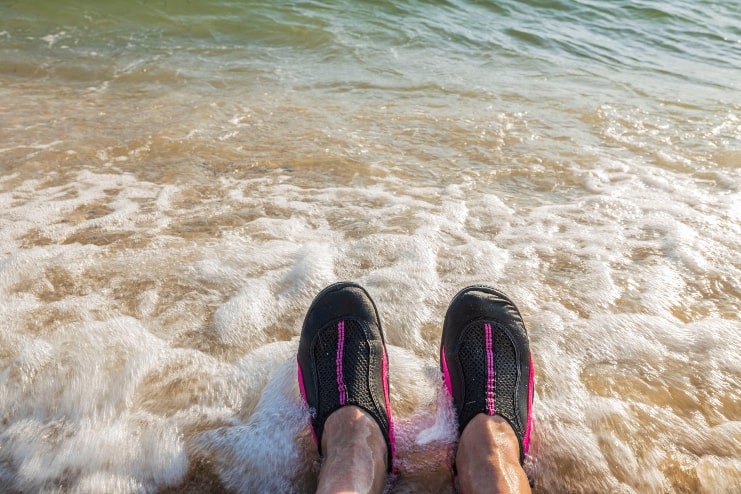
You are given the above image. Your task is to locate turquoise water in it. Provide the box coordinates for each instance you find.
[1,1,739,493]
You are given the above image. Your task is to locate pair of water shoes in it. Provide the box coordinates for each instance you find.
[296,282,534,473]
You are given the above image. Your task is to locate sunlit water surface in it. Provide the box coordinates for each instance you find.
[1,1,739,492]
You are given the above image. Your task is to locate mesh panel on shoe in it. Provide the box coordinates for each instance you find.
[493,322,519,433]
[455,321,523,436]
[313,322,340,431]
[342,319,373,408]
[310,319,389,444]
[457,322,487,430]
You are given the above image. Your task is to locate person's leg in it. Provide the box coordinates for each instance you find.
[317,406,387,494]
[440,286,535,494]
[456,415,531,494]
[297,282,395,494]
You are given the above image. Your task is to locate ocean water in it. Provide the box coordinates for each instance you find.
[0,0,739,492]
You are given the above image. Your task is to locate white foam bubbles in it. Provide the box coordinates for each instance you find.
[386,346,457,476]
[192,357,313,494]
[213,241,337,350]
[214,277,276,348]
[6,414,187,494]
[696,455,741,494]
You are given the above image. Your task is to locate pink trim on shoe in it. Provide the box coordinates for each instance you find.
[381,346,396,473]
[523,353,534,454]
[297,358,319,446]
[440,346,453,396]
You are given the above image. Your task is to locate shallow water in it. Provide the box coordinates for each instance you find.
[1,1,740,492]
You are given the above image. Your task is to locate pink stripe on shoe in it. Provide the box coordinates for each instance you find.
[296,359,318,446]
[523,353,534,454]
[484,323,496,415]
[382,346,396,472]
[440,347,453,396]
[336,320,347,405]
